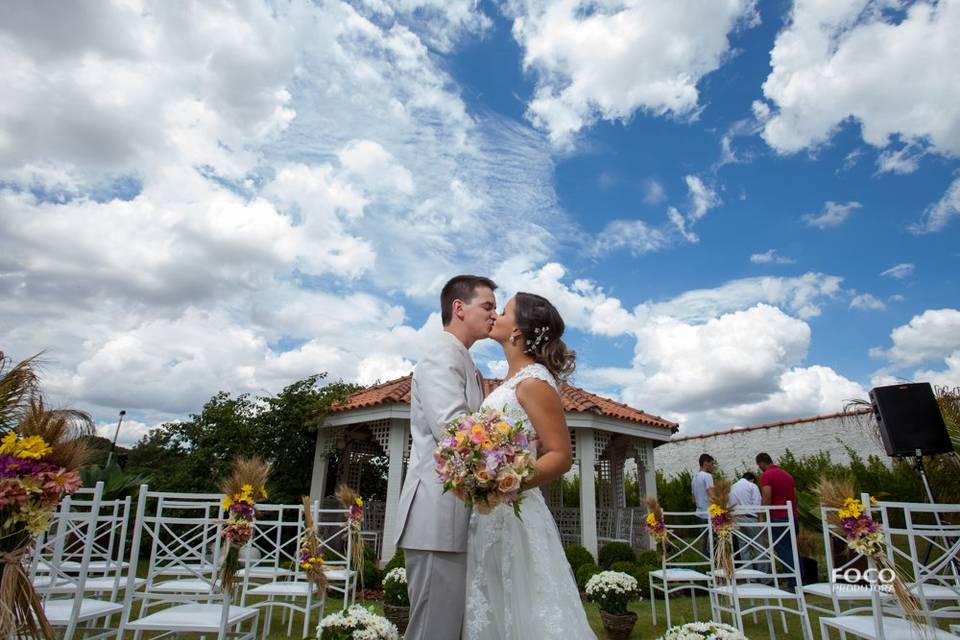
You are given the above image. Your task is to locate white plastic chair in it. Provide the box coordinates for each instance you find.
[818,494,958,639]
[35,482,125,640]
[240,501,326,638]
[882,500,960,629]
[803,504,888,621]
[35,489,145,602]
[648,511,714,628]
[708,502,814,640]
[117,486,259,640]
[315,507,359,608]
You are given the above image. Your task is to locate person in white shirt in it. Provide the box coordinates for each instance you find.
[691,454,715,556]
[691,453,715,519]
[730,471,763,570]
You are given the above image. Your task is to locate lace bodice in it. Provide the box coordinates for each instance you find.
[481,363,559,447]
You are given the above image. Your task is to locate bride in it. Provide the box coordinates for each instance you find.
[464,292,596,639]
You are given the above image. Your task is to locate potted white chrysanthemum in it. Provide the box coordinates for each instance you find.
[316,605,399,640]
[382,567,409,634]
[658,621,748,639]
[585,570,641,640]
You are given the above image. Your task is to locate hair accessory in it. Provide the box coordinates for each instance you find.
[524,325,550,354]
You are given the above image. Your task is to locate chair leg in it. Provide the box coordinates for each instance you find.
[766,609,776,639]
[691,586,698,620]
[649,580,657,626]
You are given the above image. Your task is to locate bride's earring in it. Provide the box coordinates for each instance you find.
[509,335,517,345]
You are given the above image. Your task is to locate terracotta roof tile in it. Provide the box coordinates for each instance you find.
[332,374,677,432]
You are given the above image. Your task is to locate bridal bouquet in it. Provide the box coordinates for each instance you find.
[434,407,536,517]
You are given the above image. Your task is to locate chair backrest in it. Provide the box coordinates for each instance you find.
[35,482,105,639]
[315,507,355,598]
[878,500,960,623]
[713,503,803,591]
[122,487,226,605]
[238,501,306,591]
[660,510,712,572]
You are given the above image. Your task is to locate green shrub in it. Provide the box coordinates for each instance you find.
[575,563,601,590]
[636,549,660,567]
[598,541,636,568]
[360,545,383,589]
[564,544,595,573]
[384,549,405,574]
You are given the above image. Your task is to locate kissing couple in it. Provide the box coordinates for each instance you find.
[394,275,596,639]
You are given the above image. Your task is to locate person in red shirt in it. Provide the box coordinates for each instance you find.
[756,452,799,589]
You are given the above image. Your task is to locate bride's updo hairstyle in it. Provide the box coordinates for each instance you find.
[515,292,576,381]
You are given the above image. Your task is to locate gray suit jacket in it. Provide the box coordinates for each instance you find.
[394,331,483,552]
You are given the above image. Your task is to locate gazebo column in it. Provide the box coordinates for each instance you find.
[578,429,598,558]
[380,419,409,565]
[642,440,656,501]
[309,429,330,504]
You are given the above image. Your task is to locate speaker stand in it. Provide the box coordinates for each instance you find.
[912,449,960,580]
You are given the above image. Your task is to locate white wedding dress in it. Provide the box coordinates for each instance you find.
[463,363,596,640]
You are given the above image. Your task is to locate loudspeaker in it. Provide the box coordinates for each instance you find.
[869,382,952,457]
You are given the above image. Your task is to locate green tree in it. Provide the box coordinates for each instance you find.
[127,374,360,499]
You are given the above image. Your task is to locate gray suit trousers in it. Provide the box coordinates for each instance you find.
[404,548,467,640]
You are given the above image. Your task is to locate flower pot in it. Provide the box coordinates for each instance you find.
[383,603,409,634]
[600,610,637,640]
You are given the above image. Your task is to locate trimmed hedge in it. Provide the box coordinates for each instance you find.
[384,549,405,574]
[598,541,636,568]
[609,561,651,597]
[636,549,660,568]
[564,544,595,574]
[575,563,602,591]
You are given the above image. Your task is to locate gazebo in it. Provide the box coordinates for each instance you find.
[309,375,678,564]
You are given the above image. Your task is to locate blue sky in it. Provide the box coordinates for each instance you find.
[1,0,958,444]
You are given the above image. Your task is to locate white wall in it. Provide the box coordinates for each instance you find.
[654,412,889,478]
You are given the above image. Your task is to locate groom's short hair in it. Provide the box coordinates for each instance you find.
[441,275,497,326]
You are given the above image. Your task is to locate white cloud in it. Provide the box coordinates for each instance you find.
[95,418,158,449]
[871,308,960,367]
[910,176,960,234]
[642,179,666,205]
[750,249,795,265]
[880,263,915,279]
[505,0,758,144]
[850,293,885,311]
[759,0,960,157]
[0,0,563,437]
[876,142,928,175]
[802,200,862,228]
[593,174,720,255]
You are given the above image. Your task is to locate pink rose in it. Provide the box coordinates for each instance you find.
[496,470,520,494]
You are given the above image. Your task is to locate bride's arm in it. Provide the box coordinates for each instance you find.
[515,378,573,489]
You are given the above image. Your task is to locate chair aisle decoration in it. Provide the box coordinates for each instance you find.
[218,456,271,594]
[0,386,87,640]
[335,484,365,591]
[707,479,738,582]
[645,496,669,555]
[299,496,328,593]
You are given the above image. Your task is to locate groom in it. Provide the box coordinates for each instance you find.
[394,274,498,640]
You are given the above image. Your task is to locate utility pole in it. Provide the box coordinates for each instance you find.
[106,409,126,467]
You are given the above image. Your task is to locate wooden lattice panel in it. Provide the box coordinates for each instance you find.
[596,458,611,508]
[549,507,582,547]
[569,431,577,460]
[594,431,611,460]
[367,420,392,454]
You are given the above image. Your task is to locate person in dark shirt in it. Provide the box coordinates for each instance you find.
[756,452,799,589]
